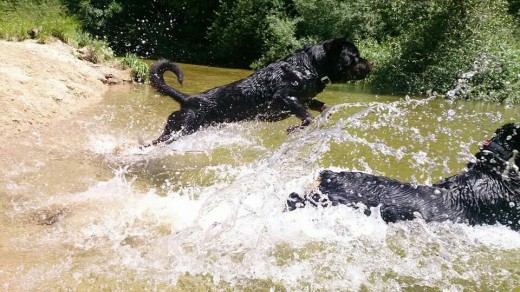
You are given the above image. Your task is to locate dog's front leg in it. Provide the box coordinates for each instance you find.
[275,94,313,133]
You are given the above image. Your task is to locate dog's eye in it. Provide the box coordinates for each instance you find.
[346,52,359,62]
[341,53,353,63]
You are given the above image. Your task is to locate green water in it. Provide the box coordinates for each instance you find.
[1,62,519,290]
[100,63,518,191]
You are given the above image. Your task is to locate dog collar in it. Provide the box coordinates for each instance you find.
[320,76,331,85]
[481,140,513,161]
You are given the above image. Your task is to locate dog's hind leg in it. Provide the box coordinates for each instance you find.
[286,190,331,211]
[150,109,200,146]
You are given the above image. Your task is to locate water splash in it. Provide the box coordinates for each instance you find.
[3,86,519,290]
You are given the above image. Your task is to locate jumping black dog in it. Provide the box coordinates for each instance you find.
[287,123,520,230]
[146,38,372,146]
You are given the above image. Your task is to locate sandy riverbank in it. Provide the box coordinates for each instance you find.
[0,39,132,138]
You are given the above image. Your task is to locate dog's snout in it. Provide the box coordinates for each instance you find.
[360,59,372,72]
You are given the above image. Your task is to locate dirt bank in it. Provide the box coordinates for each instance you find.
[0,39,132,138]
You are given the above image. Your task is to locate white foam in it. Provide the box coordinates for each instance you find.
[9,96,519,290]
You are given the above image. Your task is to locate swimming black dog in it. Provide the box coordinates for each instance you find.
[287,123,520,230]
[145,38,372,146]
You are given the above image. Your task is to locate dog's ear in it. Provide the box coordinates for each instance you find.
[504,123,520,166]
[494,123,520,146]
[493,123,520,165]
[506,123,520,150]
[323,38,349,56]
[323,38,359,56]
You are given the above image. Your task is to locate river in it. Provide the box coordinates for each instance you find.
[1,63,519,290]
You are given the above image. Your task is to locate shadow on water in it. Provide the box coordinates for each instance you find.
[1,63,520,290]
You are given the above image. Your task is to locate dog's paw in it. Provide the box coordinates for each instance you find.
[320,104,331,112]
[320,105,336,118]
[286,192,306,211]
[286,124,303,134]
[287,118,313,133]
[137,134,146,146]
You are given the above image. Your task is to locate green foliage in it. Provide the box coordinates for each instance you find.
[449,45,520,104]
[509,0,520,20]
[76,33,115,64]
[436,0,520,103]
[293,0,383,41]
[2,0,517,102]
[208,0,290,67]
[0,0,80,42]
[62,0,218,63]
[368,0,472,93]
[65,0,122,33]
[249,15,305,69]
[122,53,149,83]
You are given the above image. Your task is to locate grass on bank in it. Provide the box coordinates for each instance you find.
[0,0,82,45]
[122,53,150,83]
[0,0,149,82]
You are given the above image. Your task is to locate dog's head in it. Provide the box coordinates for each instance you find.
[320,38,372,83]
[476,123,520,174]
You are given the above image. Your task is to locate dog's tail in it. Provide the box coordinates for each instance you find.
[149,59,189,105]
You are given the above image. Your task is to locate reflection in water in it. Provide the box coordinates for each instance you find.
[1,63,519,290]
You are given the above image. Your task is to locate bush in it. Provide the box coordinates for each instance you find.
[250,15,305,69]
[122,53,149,83]
[208,0,290,67]
[75,33,115,63]
[444,0,520,103]
[63,0,218,63]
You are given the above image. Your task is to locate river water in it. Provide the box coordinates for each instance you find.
[1,63,520,290]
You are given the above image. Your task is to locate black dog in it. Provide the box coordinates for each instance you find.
[287,123,520,230]
[146,38,372,146]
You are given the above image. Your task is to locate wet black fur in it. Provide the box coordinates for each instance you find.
[146,38,372,146]
[287,123,520,230]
